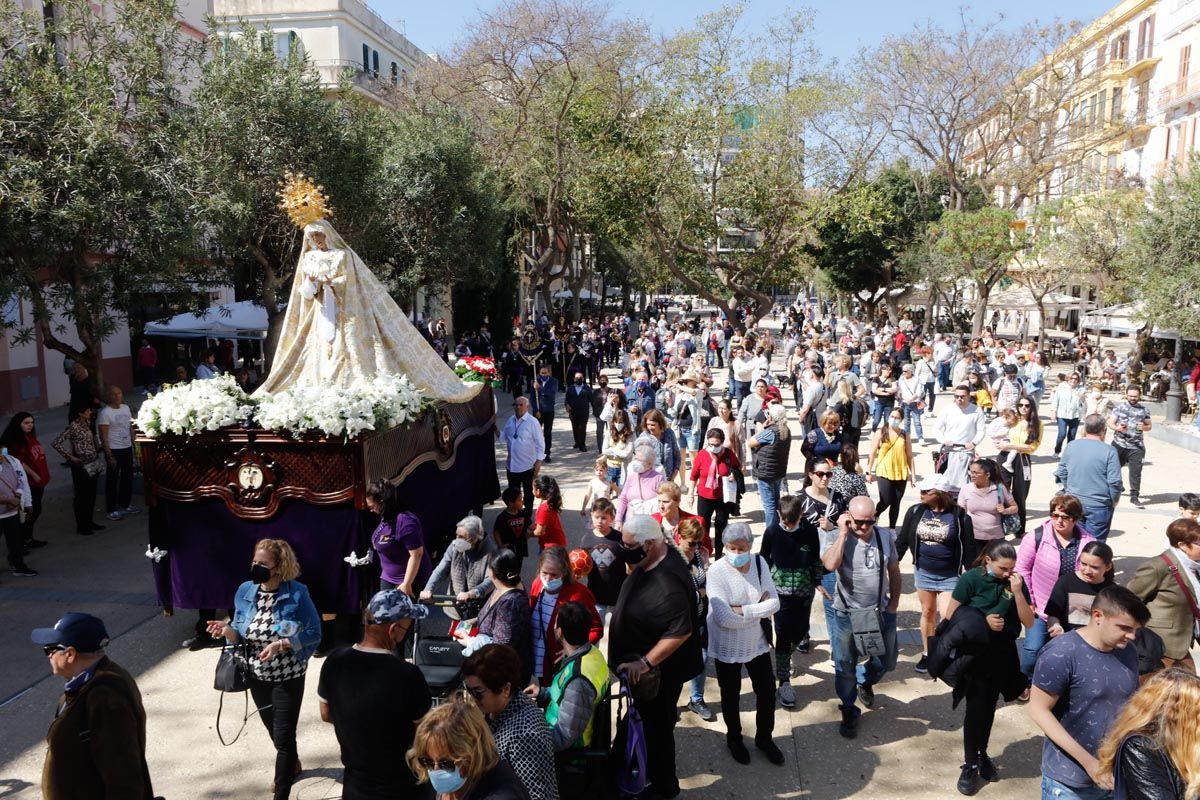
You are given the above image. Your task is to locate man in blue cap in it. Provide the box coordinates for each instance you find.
[31,612,154,800]
[317,590,433,799]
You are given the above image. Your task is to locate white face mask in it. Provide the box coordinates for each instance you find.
[628,460,647,475]
[614,422,626,431]
[889,418,903,429]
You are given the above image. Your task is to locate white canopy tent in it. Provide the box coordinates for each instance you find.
[552,288,599,300]
[1080,302,1179,339]
[143,300,270,340]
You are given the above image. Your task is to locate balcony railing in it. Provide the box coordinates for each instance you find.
[1158,72,1200,109]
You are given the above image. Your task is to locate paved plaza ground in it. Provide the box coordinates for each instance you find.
[0,319,1195,800]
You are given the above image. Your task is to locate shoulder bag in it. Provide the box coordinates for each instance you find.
[213,639,254,746]
[996,483,1022,538]
[1160,553,1200,643]
[835,529,888,657]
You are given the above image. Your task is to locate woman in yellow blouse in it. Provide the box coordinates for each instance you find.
[866,407,918,528]
[995,398,1041,537]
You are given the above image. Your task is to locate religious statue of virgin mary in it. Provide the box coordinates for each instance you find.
[254,174,481,403]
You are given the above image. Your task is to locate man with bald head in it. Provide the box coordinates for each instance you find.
[820,495,902,739]
[500,395,544,527]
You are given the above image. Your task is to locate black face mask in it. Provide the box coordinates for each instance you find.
[250,564,272,584]
[618,544,648,565]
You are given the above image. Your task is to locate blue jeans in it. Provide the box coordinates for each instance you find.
[757,479,782,528]
[1020,616,1050,677]
[872,401,894,432]
[691,647,708,703]
[607,465,624,488]
[1081,504,1114,542]
[827,605,898,709]
[1041,775,1111,800]
[937,362,951,389]
[901,402,924,439]
[1054,417,1080,454]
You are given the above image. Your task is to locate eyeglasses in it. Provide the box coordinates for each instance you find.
[43,645,66,657]
[417,757,462,771]
[1050,512,1077,521]
[464,684,487,700]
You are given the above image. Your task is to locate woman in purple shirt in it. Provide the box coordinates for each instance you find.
[366,480,432,596]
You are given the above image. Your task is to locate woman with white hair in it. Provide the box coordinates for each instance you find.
[420,514,496,620]
[706,522,783,766]
[615,444,665,528]
[609,514,703,799]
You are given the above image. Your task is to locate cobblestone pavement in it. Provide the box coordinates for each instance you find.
[1,317,1194,800]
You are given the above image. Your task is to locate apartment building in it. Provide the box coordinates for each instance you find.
[212,0,429,106]
[1153,0,1200,173]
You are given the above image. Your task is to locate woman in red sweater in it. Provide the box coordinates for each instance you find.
[689,427,733,557]
[1,412,50,548]
[527,546,603,688]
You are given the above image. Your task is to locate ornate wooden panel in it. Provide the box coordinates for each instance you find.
[137,387,496,521]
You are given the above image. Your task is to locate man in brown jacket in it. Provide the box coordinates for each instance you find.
[31,612,155,800]
[1127,518,1200,673]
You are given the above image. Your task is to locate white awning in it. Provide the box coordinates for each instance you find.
[143,300,270,340]
[1080,302,1179,338]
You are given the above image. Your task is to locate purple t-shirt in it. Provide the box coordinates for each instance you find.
[372,512,433,589]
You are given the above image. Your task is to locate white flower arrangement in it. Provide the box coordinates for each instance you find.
[135,374,252,438]
[255,373,432,440]
[136,373,432,441]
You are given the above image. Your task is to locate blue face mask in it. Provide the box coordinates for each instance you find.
[727,552,751,568]
[428,767,467,795]
[543,577,564,593]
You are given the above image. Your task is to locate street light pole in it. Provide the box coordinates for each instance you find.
[1165,333,1185,422]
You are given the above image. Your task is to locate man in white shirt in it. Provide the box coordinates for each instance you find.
[97,386,137,521]
[936,385,987,493]
[933,336,955,390]
[731,347,756,403]
[500,396,545,526]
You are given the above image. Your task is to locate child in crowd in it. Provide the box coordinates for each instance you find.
[583,498,625,628]
[531,475,567,549]
[491,486,528,571]
[968,372,993,418]
[580,456,616,518]
[1178,492,1200,522]
[987,409,1019,472]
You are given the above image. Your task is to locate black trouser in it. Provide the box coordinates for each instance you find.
[569,411,589,450]
[774,594,814,682]
[507,468,536,526]
[249,674,306,800]
[539,413,555,458]
[105,446,134,512]
[697,495,730,558]
[844,425,862,451]
[925,382,936,413]
[962,672,1002,765]
[716,652,776,742]
[594,417,605,453]
[2,515,30,569]
[628,676,685,797]
[1010,455,1031,535]
[21,484,44,541]
[70,464,98,533]
[1115,444,1144,497]
[875,477,908,529]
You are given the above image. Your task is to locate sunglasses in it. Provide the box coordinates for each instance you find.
[1018,402,1032,408]
[43,644,66,657]
[464,684,487,700]
[417,757,462,771]
[1050,512,1077,521]
[954,394,970,400]
[848,516,876,528]
[812,471,831,478]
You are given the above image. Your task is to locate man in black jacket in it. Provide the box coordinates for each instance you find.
[532,365,560,462]
[565,370,593,452]
[590,374,611,453]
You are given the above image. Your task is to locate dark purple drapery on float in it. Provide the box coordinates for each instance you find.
[147,431,500,613]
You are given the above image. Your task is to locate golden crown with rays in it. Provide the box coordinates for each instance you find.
[277,171,333,228]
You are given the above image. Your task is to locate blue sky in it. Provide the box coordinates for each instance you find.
[373,0,1119,62]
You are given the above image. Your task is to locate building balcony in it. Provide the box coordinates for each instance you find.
[1158,72,1200,110]
[1099,58,1128,79]
[311,59,399,103]
[1122,54,1161,77]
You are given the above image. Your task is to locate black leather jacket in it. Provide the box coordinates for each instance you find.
[1116,734,1185,800]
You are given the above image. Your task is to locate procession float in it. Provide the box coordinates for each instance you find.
[137,174,500,616]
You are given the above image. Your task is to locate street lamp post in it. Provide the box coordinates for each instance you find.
[1165,334,1185,422]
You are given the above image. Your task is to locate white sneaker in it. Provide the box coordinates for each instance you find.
[777,683,796,708]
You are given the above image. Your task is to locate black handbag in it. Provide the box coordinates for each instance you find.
[214,640,252,692]
[753,556,774,648]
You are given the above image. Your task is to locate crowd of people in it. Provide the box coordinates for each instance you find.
[18,296,1200,800]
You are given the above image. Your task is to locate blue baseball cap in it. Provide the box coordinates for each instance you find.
[366,590,428,624]
[31,612,110,652]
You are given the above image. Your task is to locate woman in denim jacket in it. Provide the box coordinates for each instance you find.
[207,538,321,800]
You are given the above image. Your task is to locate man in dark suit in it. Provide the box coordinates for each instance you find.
[565,370,593,452]
[590,373,611,452]
[532,364,559,462]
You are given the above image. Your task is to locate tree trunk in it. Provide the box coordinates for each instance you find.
[971,282,992,337]
[1034,297,1047,353]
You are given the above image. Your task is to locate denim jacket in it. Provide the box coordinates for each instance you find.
[230,579,323,662]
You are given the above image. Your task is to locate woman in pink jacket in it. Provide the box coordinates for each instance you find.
[1014,493,1096,679]
[615,444,665,528]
